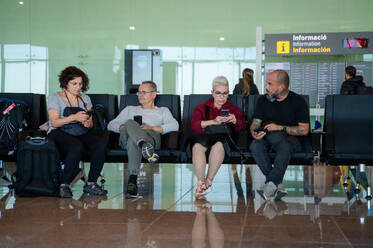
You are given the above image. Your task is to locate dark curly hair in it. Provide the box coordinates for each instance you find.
[345,66,356,77]
[58,66,89,92]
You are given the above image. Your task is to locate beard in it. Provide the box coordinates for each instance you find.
[266,92,279,102]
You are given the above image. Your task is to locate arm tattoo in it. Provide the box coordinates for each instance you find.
[286,126,305,136]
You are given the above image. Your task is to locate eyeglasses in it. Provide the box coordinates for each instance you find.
[214,91,229,97]
[136,90,155,96]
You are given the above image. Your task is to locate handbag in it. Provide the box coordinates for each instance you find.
[60,107,89,136]
[204,124,229,134]
[59,92,89,136]
[203,105,231,134]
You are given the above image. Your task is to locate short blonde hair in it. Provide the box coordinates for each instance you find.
[212,76,229,90]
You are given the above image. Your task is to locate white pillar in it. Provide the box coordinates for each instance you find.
[256,26,263,93]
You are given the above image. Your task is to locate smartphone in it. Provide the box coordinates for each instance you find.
[254,127,266,133]
[86,109,94,117]
[134,115,142,125]
[221,109,229,117]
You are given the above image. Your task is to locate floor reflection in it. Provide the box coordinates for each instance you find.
[0,163,373,247]
[192,200,224,248]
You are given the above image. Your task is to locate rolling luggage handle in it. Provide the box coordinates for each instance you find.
[25,136,47,145]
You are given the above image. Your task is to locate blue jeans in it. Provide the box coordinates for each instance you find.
[250,136,301,185]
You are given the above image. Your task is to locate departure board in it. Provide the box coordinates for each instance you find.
[264,61,372,108]
[346,61,372,85]
[317,62,345,107]
[264,62,291,82]
[290,63,318,106]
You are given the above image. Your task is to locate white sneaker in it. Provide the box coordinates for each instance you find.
[257,181,277,201]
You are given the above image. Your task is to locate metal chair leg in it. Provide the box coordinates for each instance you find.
[100,172,106,186]
[0,161,11,187]
[366,186,372,200]
[70,161,87,187]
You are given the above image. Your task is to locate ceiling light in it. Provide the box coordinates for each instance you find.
[219,37,225,41]
[18,1,24,5]
[129,26,135,31]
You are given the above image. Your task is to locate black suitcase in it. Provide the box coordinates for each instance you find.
[13,136,60,197]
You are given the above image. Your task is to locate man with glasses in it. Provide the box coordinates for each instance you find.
[108,81,179,198]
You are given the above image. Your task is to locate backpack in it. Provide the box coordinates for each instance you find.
[13,136,60,197]
[90,104,107,136]
[0,98,29,152]
[340,81,373,95]
[357,85,373,95]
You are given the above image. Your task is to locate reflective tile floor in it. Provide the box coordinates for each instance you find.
[0,163,373,248]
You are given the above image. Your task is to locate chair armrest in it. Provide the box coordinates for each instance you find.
[311,130,325,153]
[236,130,251,150]
[104,131,120,149]
[161,131,181,150]
[101,130,111,146]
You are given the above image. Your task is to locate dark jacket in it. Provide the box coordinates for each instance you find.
[340,76,366,95]
[233,78,259,95]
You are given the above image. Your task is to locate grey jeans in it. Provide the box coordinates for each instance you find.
[119,119,161,175]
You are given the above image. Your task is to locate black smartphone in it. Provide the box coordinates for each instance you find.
[86,109,94,117]
[221,109,229,117]
[134,115,142,125]
[254,127,265,132]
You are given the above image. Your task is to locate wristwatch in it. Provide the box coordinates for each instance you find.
[282,126,286,132]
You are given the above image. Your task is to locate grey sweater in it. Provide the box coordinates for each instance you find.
[108,105,179,134]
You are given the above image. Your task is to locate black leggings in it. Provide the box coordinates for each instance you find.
[48,129,106,184]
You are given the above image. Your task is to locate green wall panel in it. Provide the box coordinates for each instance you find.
[162,62,177,94]
[1,0,373,96]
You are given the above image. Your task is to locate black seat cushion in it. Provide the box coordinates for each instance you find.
[324,95,373,160]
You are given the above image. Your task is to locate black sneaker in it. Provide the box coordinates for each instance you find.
[126,181,138,198]
[59,198,72,209]
[274,185,288,201]
[83,183,108,196]
[79,194,108,208]
[141,142,159,163]
[59,185,73,198]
